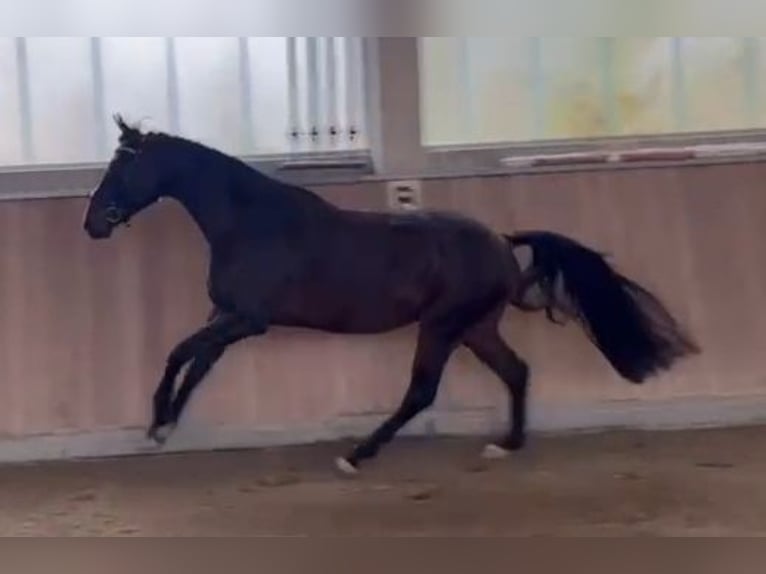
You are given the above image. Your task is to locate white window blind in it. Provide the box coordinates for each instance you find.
[420,37,766,147]
[0,36,368,167]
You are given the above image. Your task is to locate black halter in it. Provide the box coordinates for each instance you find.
[103,145,142,226]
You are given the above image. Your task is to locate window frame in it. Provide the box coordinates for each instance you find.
[5,37,766,201]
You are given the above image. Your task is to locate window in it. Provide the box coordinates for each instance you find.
[419,37,766,148]
[0,36,368,168]
[4,36,764,181]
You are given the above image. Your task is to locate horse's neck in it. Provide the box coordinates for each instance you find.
[168,164,329,247]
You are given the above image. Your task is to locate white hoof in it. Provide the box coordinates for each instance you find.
[335,457,358,476]
[151,423,176,445]
[482,443,510,460]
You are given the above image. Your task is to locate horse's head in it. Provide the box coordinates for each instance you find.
[84,115,168,239]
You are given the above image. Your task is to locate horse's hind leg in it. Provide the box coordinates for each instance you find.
[336,326,455,475]
[464,316,530,459]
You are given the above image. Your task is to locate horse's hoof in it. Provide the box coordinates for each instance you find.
[481,443,511,460]
[147,423,176,445]
[335,457,359,477]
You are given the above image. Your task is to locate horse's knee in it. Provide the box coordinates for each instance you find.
[414,388,437,411]
[406,376,439,411]
[511,359,530,390]
[167,341,197,368]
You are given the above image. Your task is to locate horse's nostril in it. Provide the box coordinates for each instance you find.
[105,206,123,225]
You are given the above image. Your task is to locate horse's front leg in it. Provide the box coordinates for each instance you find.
[147,312,264,444]
[148,328,210,443]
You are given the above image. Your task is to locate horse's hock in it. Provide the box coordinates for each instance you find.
[0,161,763,462]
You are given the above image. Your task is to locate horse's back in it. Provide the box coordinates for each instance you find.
[268,207,516,333]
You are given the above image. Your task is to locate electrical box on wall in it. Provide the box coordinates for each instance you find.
[386,180,422,211]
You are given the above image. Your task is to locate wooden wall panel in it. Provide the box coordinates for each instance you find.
[0,163,764,440]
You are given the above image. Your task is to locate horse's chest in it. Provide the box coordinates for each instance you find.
[206,242,303,308]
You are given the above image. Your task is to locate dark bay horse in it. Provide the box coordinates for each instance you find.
[83,116,699,474]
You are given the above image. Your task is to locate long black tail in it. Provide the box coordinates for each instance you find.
[506,231,699,383]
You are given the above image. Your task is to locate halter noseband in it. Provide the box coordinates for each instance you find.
[117,145,139,156]
[102,145,141,226]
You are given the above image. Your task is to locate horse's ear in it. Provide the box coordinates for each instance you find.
[113,113,143,146]
[113,113,129,134]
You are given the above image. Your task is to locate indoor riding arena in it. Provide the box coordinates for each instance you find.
[3,32,766,537]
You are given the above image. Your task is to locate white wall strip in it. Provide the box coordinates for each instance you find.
[286,36,301,151]
[164,37,180,134]
[238,37,255,153]
[90,37,107,158]
[14,37,33,163]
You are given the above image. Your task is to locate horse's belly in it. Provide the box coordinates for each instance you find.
[272,274,429,334]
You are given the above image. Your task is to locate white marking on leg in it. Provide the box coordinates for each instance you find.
[335,457,358,476]
[482,443,510,460]
[153,423,177,445]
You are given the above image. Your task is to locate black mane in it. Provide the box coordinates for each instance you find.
[115,115,330,210]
